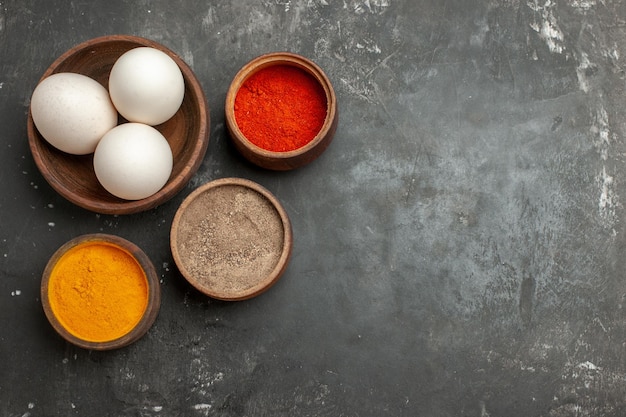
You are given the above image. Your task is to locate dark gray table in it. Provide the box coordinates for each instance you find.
[2,1,626,416]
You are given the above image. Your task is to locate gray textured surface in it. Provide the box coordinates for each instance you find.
[3,0,626,416]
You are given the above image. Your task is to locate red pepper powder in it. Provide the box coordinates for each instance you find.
[234,64,327,152]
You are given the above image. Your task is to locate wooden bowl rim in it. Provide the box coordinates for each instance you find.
[225,52,337,160]
[40,233,161,350]
[27,34,210,215]
[170,177,293,301]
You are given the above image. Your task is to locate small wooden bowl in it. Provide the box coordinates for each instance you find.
[41,234,161,350]
[225,52,338,170]
[170,177,293,300]
[27,35,210,214]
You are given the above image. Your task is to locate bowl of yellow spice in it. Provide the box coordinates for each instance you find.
[41,234,160,350]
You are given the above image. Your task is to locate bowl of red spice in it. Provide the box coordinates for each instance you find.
[170,177,293,300]
[40,233,161,350]
[225,52,338,170]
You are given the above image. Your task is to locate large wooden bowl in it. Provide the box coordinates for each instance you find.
[225,52,338,171]
[27,35,210,215]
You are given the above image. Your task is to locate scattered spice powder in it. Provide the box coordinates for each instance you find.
[175,184,284,296]
[234,64,327,152]
[47,242,148,343]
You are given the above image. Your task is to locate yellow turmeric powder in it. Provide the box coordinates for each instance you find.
[47,241,149,343]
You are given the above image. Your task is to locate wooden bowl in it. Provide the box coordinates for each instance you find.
[225,52,338,170]
[27,35,210,215]
[170,178,293,300]
[41,234,161,350]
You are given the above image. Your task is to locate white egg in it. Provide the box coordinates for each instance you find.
[93,123,173,200]
[108,47,185,126]
[30,72,118,155]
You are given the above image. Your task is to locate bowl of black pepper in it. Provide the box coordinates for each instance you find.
[170,177,293,300]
